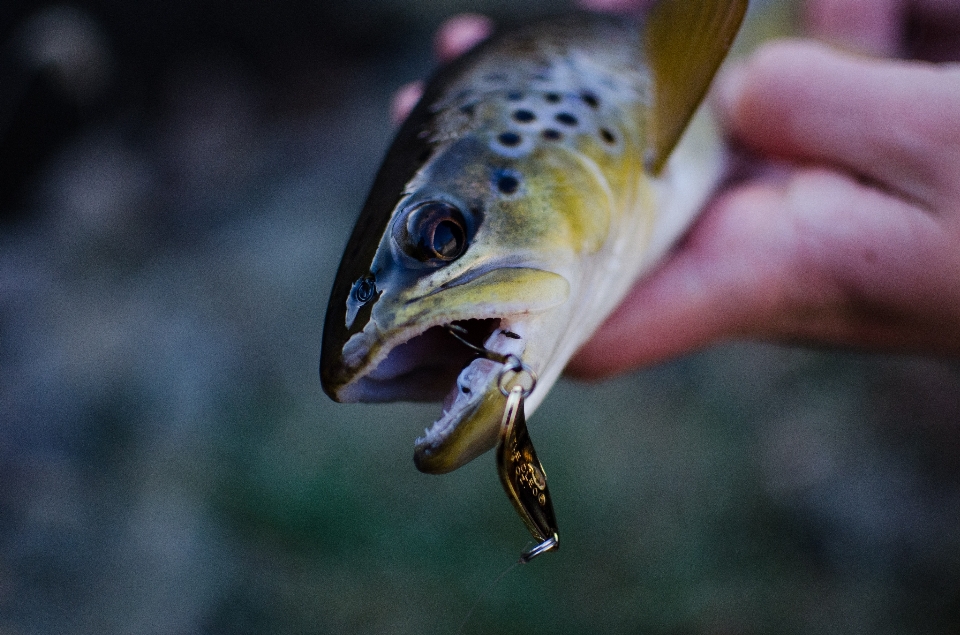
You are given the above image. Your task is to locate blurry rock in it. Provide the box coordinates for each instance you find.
[0,5,114,223]
[16,5,114,104]
[41,131,157,263]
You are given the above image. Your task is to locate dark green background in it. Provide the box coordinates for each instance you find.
[2,1,959,633]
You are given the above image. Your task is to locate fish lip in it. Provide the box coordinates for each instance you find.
[411,321,527,473]
[325,265,568,405]
[329,315,500,400]
[328,312,526,473]
[326,264,571,470]
[410,366,494,471]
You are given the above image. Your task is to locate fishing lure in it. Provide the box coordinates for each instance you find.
[448,323,557,561]
[497,381,558,562]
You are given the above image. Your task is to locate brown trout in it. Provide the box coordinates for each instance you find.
[321,0,747,482]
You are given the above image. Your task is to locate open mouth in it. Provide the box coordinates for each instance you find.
[338,316,527,453]
[356,318,499,397]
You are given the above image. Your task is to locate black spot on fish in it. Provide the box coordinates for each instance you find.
[542,129,563,141]
[599,128,616,144]
[498,131,522,147]
[555,112,578,126]
[503,330,521,339]
[513,109,536,123]
[496,174,520,195]
[459,104,475,117]
[580,91,600,109]
[507,91,523,101]
[545,92,561,103]
[461,384,471,394]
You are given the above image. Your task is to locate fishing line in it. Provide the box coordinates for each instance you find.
[454,558,522,635]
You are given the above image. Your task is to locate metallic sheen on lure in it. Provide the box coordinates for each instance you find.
[499,385,559,562]
[321,0,747,557]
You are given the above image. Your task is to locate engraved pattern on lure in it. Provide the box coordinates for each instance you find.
[498,385,559,563]
[446,324,557,562]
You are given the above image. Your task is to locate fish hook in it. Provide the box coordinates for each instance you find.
[445,324,557,563]
[444,324,538,397]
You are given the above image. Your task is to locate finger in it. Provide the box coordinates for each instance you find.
[715,40,960,210]
[434,14,493,62]
[391,81,423,125]
[567,181,795,378]
[759,168,960,353]
[804,0,904,56]
[567,165,957,379]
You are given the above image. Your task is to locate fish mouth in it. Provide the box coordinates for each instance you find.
[323,267,569,472]
[334,317,527,473]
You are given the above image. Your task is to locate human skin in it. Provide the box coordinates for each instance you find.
[393,1,960,379]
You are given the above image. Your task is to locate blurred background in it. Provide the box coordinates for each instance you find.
[1,0,959,633]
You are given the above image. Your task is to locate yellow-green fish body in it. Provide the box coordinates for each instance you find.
[321,1,748,473]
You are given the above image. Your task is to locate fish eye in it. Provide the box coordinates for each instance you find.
[398,201,469,264]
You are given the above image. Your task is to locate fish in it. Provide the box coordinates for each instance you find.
[321,0,748,480]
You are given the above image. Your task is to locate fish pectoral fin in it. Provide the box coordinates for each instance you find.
[643,0,748,174]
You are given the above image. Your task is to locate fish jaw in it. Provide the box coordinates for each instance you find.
[409,299,576,473]
[322,266,570,473]
[412,326,527,474]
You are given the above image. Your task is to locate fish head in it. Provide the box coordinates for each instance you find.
[321,88,625,473]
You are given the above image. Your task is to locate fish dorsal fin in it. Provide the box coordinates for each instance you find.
[643,0,748,174]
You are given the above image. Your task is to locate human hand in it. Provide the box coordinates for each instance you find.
[391,3,960,379]
[569,0,960,377]
[570,38,960,377]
